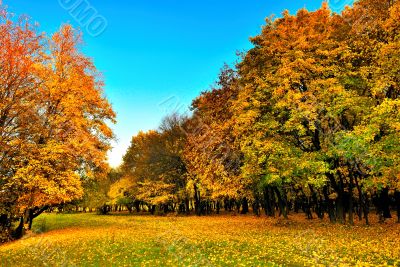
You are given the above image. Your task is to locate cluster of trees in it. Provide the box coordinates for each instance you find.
[114,0,400,225]
[0,9,115,242]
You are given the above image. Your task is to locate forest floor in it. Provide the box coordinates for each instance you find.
[0,212,399,266]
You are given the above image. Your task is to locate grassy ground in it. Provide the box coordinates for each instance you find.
[0,213,399,266]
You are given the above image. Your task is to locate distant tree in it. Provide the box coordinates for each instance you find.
[120,114,189,213]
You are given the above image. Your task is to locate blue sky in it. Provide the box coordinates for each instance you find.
[4,0,331,167]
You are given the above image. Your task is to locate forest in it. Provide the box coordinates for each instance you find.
[105,0,400,226]
[0,0,400,265]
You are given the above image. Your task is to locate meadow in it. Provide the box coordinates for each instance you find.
[0,213,399,266]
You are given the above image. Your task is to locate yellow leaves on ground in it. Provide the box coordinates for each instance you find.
[1,213,399,266]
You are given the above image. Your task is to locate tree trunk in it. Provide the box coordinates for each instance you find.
[241,198,249,214]
[378,188,392,223]
[194,184,200,216]
[337,173,345,224]
[309,185,323,219]
[395,191,400,223]
[263,187,271,216]
[28,209,34,230]
[323,186,335,223]
[185,198,190,215]
[135,201,141,212]
[354,175,369,225]
[13,217,24,239]
[348,174,354,225]
[274,187,288,219]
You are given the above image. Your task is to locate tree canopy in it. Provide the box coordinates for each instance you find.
[117,0,400,224]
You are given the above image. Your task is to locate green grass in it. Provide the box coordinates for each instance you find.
[0,213,399,266]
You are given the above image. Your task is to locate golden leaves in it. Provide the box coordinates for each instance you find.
[1,213,399,266]
[0,10,115,214]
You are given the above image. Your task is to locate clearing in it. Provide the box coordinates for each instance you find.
[0,213,399,266]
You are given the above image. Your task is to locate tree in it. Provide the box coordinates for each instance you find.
[184,65,249,214]
[121,114,189,214]
[0,8,115,240]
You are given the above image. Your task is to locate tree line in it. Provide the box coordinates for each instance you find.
[112,0,400,225]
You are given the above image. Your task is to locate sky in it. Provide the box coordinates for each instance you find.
[3,0,332,167]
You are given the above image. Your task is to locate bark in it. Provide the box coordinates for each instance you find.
[395,191,400,223]
[263,187,273,216]
[269,187,276,217]
[274,187,288,219]
[28,209,34,230]
[348,175,354,225]
[194,184,200,216]
[135,201,141,212]
[185,198,190,215]
[378,188,392,223]
[13,217,24,239]
[241,197,249,214]
[309,185,322,219]
[354,175,369,225]
[336,173,346,224]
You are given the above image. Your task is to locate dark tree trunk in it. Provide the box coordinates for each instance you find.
[135,201,141,212]
[163,204,169,214]
[127,205,133,213]
[378,188,392,223]
[269,187,276,217]
[235,199,241,213]
[194,184,200,216]
[395,191,400,223]
[309,185,323,219]
[13,217,24,239]
[263,187,271,216]
[348,174,354,225]
[185,198,190,215]
[274,187,288,219]
[241,198,249,214]
[354,175,369,225]
[336,174,345,224]
[263,187,275,217]
[364,195,370,226]
[304,197,313,220]
[323,186,335,223]
[28,209,34,230]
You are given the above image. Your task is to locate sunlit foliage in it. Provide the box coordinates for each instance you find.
[117,0,400,225]
[0,8,115,240]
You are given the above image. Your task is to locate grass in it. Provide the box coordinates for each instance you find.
[0,213,399,266]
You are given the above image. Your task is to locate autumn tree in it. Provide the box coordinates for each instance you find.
[0,8,115,240]
[120,114,189,214]
[0,10,45,240]
[184,65,250,214]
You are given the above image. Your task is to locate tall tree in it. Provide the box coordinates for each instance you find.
[0,8,115,239]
